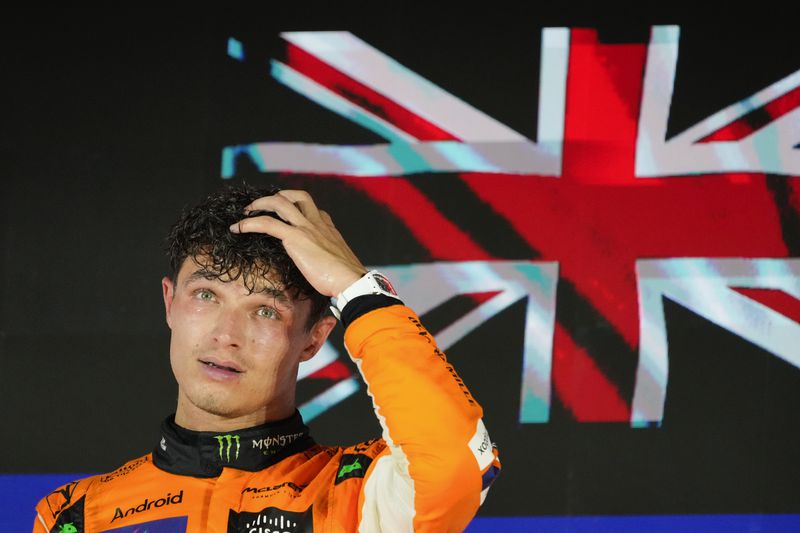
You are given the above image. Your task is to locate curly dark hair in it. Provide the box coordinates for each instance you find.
[164,183,330,331]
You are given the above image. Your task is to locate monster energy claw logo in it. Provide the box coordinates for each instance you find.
[214,434,240,462]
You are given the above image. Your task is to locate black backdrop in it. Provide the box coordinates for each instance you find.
[2,6,799,521]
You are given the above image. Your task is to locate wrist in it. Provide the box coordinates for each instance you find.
[330,270,368,298]
[330,270,401,320]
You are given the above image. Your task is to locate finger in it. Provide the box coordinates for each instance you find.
[275,190,324,224]
[244,194,310,228]
[229,215,293,239]
[319,210,335,227]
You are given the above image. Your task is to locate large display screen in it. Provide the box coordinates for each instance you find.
[2,10,798,531]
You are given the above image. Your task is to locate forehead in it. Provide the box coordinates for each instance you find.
[177,255,293,300]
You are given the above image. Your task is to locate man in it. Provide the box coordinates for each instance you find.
[34,184,501,532]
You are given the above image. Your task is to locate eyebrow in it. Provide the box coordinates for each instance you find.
[182,268,291,303]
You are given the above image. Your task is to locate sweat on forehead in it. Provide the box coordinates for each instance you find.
[181,254,291,297]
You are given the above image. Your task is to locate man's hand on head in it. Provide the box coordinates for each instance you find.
[229,189,367,297]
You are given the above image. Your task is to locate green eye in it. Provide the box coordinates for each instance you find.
[256,306,277,319]
[197,289,214,301]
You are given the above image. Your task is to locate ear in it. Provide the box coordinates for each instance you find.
[299,316,338,362]
[162,276,175,329]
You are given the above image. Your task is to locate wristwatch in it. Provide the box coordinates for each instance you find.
[330,270,400,319]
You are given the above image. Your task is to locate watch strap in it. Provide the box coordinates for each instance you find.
[330,270,400,320]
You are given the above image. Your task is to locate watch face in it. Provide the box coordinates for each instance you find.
[373,273,397,295]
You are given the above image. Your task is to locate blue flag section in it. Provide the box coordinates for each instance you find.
[467,515,800,532]
[1,475,93,531]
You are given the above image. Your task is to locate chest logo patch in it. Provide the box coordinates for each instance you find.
[227,506,313,533]
[335,454,373,485]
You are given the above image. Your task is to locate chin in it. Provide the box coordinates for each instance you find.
[188,388,250,418]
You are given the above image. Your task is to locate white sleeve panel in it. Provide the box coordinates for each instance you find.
[358,453,415,533]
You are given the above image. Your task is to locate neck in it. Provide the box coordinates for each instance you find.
[174,392,296,433]
[153,411,314,477]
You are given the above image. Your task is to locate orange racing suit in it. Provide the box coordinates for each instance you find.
[33,297,501,532]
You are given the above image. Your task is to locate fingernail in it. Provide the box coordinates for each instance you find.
[229,223,240,233]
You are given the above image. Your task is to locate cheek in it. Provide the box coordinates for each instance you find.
[244,323,300,377]
[246,323,288,353]
[172,299,215,332]
[169,302,215,362]
[174,298,214,322]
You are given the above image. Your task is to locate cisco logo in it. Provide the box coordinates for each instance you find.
[228,506,312,533]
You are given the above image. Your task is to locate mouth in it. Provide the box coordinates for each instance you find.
[199,359,243,374]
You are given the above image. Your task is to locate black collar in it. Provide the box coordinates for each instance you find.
[153,412,315,477]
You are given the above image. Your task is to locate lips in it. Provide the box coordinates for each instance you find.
[199,358,243,373]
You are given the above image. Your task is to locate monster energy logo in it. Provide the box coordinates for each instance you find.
[214,434,240,462]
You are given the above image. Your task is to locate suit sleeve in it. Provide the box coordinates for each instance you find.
[343,301,501,532]
[32,478,90,533]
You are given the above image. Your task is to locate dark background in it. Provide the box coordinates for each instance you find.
[2,6,799,518]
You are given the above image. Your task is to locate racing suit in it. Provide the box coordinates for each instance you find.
[33,296,501,532]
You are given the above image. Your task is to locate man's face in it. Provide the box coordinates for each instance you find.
[161,255,334,426]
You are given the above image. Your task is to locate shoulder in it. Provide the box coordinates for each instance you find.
[33,473,96,532]
[294,439,388,485]
[332,438,388,484]
[93,454,152,486]
[34,454,153,530]
[342,437,387,457]
[300,439,387,459]
[35,475,94,521]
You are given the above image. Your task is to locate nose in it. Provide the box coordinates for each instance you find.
[212,306,243,349]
